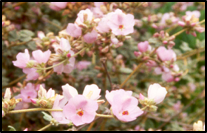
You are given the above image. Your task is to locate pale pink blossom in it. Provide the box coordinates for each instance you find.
[2,110,5,117]
[90,7,104,18]
[96,17,111,33]
[83,30,98,44]
[156,46,174,62]
[66,23,82,38]
[23,68,39,81]
[162,72,174,82]
[107,9,135,35]
[75,9,94,26]
[137,41,150,53]
[76,61,91,70]
[147,83,167,104]
[32,49,51,64]
[20,83,38,103]
[82,84,101,100]
[186,10,200,18]
[49,2,68,11]
[105,89,132,105]
[52,95,71,124]
[63,94,98,126]
[106,89,143,122]
[12,49,30,68]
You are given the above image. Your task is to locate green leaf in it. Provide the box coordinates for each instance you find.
[42,111,53,122]
[19,29,34,42]
[119,67,133,74]
[8,30,19,42]
[8,125,16,131]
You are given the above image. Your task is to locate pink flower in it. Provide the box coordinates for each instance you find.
[23,68,39,81]
[94,2,104,8]
[20,83,38,103]
[82,84,101,100]
[96,17,111,33]
[90,7,104,18]
[66,23,82,38]
[76,61,91,70]
[75,9,94,26]
[53,38,75,74]
[156,46,174,62]
[161,72,174,82]
[137,41,150,53]
[147,83,167,104]
[63,95,98,126]
[83,30,98,44]
[107,9,135,35]
[105,89,132,105]
[106,89,143,122]
[186,10,200,19]
[49,2,68,11]
[52,95,71,124]
[32,49,51,64]
[12,49,30,68]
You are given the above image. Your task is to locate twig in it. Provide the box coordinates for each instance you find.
[2,74,26,89]
[38,123,52,131]
[120,63,143,88]
[100,57,113,91]
[2,2,26,12]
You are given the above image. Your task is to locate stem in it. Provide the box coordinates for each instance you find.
[170,28,187,38]
[199,19,205,24]
[177,47,205,60]
[7,108,63,114]
[2,74,26,89]
[95,114,114,118]
[42,18,62,30]
[38,123,52,131]
[120,63,143,88]
[37,48,86,70]
[86,121,95,131]
[101,58,113,91]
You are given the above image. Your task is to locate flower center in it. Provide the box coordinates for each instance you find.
[122,110,129,115]
[119,25,124,30]
[77,109,84,116]
[27,96,31,99]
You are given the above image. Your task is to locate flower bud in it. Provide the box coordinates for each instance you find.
[4,88,11,101]
[38,85,47,98]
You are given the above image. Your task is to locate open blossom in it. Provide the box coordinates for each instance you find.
[32,49,51,64]
[106,89,143,122]
[107,9,135,35]
[12,49,30,68]
[49,2,68,11]
[23,68,39,81]
[76,61,91,70]
[137,41,151,53]
[156,46,175,62]
[83,30,98,44]
[63,94,98,126]
[96,17,111,33]
[52,95,70,124]
[53,38,75,74]
[20,83,38,103]
[147,83,167,104]
[66,23,82,38]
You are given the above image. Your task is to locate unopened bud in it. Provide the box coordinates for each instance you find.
[67,53,71,58]
[101,46,109,53]
[162,40,168,44]
[148,105,158,112]
[4,88,11,100]
[38,85,47,98]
